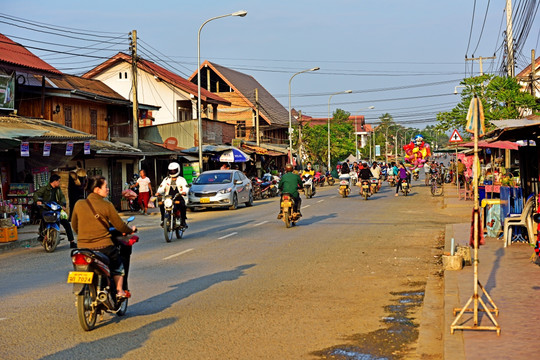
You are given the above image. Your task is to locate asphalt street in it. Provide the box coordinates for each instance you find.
[0,180,469,359]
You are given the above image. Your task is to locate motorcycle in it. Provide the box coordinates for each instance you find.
[370,177,379,194]
[38,201,62,253]
[122,183,139,213]
[387,175,396,187]
[412,169,419,181]
[401,180,410,196]
[314,172,326,187]
[250,177,262,200]
[359,179,371,200]
[326,171,335,186]
[260,174,279,198]
[350,171,358,187]
[338,174,351,198]
[279,193,300,228]
[302,173,315,198]
[67,216,139,331]
[160,193,187,242]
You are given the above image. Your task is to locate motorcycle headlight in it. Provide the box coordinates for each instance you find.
[218,188,232,194]
[164,198,173,207]
[50,203,60,211]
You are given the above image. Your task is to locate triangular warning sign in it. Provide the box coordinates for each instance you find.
[449,129,463,143]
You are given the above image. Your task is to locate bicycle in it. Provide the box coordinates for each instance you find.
[430,174,444,196]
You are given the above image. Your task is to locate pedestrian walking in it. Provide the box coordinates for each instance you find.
[134,169,152,215]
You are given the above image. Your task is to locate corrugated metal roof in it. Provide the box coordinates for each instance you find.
[193,61,289,127]
[0,34,62,74]
[0,115,94,141]
[44,73,128,102]
[82,53,230,106]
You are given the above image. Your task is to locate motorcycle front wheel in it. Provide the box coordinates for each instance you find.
[77,284,97,331]
[175,226,184,239]
[164,217,174,243]
[43,227,59,253]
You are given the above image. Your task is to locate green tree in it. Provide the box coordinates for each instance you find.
[437,75,538,132]
[302,109,355,168]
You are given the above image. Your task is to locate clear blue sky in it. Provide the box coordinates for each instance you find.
[2,0,539,128]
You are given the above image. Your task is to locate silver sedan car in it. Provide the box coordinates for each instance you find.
[187,170,253,210]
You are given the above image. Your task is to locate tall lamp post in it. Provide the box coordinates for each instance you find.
[354,106,374,161]
[197,10,247,172]
[288,67,320,152]
[328,90,352,171]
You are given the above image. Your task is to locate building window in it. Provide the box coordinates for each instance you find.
[119,72,122,79]
[90,109,98,135]
[64,106,72,128]
[125,72,128,79]
[177,100,192,122]
[236,121,246,138]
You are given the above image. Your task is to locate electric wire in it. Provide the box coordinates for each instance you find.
[465,0,477,56]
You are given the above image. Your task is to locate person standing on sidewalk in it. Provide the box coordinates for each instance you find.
[33,174,76,248]
[457,159,466,186]
[132,169,152,215]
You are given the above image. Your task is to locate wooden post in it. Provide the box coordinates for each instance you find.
[255,88,260,146]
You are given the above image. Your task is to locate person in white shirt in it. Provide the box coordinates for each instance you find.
[134,169,152,215]
[155,162,188,227]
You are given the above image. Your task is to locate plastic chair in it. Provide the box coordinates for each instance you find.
[458,178,473,200]
[503,196,536,247]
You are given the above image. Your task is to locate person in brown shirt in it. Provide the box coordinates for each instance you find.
[71,175,136,298]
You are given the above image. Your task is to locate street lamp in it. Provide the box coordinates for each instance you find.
[288,67,320,152]
[328,90,353,171]
[197,10,247,172]
[354,106,374,161]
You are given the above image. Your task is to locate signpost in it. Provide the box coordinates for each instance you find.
[449,129,463,194]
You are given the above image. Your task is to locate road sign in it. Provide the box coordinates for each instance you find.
[449,129,463,143]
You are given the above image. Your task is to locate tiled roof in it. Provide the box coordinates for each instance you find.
[517,56,540,78]
[82,53,230,106]
[0,34,61,74]
[0,115,94,141]
[190,61,289,127]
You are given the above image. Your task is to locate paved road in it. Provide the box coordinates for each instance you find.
[0,180,468,359]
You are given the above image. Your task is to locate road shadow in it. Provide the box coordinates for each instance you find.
[127,264,255,317]
[296,213,338,226]
[40,317,176,360]
[187,220,254,237]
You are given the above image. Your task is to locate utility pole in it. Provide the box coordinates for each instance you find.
[297,110,303,163]
[465,56,496,76]
[255,88,260,146]
[130,30,139,150]
[529,49,538,96]
[506,0,515,77]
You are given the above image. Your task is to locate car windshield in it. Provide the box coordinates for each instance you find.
[194,173,232,185]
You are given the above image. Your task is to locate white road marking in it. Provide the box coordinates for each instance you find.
[317,199,324,203]
[163,248,193,261]
[218,232,238,239]
[0,318,7,321]
[302,205,311,209]
[254,221,268,227]
[330,196,337,198]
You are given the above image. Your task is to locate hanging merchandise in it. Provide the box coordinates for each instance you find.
[20,142,29,157]
[66,142,74,156]
[84,141,91,155]
[43,142,51,157]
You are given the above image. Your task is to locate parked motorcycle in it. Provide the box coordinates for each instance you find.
[338,174,351,198]
[122,183,139,213]
[326,171,335,186]
[359,179,371,200]
[160,193,187,242]
[302,173,315,198]
[251,177,262,200]
[260,174,279,198]
[67,216,139,331]
[38,201,62,253]
[279,193,300,228]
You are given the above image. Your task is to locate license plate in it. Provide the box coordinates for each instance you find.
[67,271,94,284]
[200,198,210,203]
[281,201,292,208]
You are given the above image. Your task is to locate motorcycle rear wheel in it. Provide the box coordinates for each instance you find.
[363,192,368,200]
[117,298,128,316]
[284,208,291,228]
[77,284,97,331]
[328,179,335,186]
[175,227,184,239]
[43,228,59,253]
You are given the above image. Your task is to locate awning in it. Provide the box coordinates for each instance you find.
[460,140,520,150]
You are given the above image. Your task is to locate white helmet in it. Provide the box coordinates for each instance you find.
[168,162,181,177]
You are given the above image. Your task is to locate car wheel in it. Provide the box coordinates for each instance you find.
[245,191,254,207]
[229,193,238,210]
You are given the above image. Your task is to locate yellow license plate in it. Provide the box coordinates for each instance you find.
[200,198,210,203]
[67,271,94,284]
[281,201,292,208]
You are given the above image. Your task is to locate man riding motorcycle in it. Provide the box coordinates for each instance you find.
[278,164,302,219]
[155,162,188,228]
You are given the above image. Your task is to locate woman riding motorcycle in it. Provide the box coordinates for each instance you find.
[71,175,136,299]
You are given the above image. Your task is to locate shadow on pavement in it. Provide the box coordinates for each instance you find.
[128,264,255,317]
[41,317,177,360]
[297,213,338,226]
